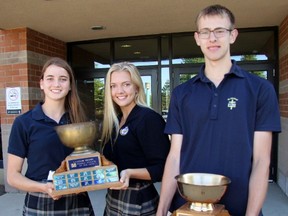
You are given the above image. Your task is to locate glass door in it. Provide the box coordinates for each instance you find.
[172,64,201,88]
[238,62,277,181]
[138,67,158,111]
[76,69,106,151]
[76,69,106,121]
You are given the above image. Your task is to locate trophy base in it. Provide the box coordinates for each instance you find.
[66,152,101,171]
[174,202,230,216]
[52,164,122,196]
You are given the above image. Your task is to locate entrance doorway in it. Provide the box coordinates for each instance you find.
[70,26,279,181]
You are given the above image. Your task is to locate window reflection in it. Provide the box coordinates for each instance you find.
[161,67,170,121]
[70,27,277,123]
[141,76,152,107]
[115,38,158,66]
[71,42,110,68]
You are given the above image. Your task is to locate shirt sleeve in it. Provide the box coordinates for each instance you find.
[8,116,29,158]
[136,110,171,182]
[255,81,281,132]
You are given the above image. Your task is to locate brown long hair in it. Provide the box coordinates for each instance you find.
[41,57,86,123]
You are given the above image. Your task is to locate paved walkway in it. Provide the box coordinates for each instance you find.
[0,189,107,215]
[1,168,288,215]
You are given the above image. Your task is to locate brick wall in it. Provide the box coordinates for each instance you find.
[0,27,66,192]
[278,15,288,196]
[0,28,66,118]
[279,16,288,118]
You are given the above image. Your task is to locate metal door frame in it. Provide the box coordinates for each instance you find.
[137,66,159,112]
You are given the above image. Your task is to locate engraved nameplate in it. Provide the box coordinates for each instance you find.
[65,152,101,170]
[67,156,100,170]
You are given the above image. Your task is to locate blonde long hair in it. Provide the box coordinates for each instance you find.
[101,62,148,145]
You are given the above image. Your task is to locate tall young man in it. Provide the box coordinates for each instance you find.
[157,5,281,216]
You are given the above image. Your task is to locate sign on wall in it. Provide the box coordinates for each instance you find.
[6,87,22,114]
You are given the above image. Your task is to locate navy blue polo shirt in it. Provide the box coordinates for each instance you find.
[103,105,171,183]
[8,103,73,181]
[165,61,281,216]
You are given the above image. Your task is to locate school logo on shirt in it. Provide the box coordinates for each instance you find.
[120,126,129,136]
[227,97,238,110]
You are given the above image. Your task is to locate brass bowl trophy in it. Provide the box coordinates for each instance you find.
[174,173,231,216]
[52,122,122,196]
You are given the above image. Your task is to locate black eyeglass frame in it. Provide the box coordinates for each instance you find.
[197,28,233,39]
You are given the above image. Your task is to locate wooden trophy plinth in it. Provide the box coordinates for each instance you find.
[52,152,122,196]
[174,202,230,216]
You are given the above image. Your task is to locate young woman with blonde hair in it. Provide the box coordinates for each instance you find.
[101,62,170,216]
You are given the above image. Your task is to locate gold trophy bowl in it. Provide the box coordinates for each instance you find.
[55,121,97,155]
[175,173,231,213]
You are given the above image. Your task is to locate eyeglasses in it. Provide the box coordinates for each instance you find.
[197,28,233,39]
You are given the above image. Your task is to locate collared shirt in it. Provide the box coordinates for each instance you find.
[165,60,281,215]
[8,102,72,181]
[103,105,170,183]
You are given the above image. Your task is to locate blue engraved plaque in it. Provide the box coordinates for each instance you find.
[80,171,92,177]
[68,156,100,170]
[67,173,79,178]
[81,180,93,187]
[54,174,66,181]
[68,182,80,188]
[55,184,68,190]
[54,179,67,185]
[68,177,79,183]
[106,167,118,177]
[53,174,68,190]
[93,169,105,184]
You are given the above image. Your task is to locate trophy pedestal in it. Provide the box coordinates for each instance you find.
[174,202,230,216]
[52,163,122,196]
